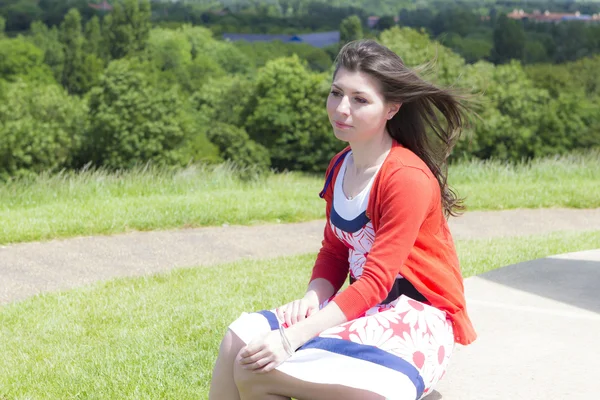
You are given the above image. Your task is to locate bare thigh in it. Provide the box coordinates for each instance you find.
[233,351,387,400]
[271,370,387,400]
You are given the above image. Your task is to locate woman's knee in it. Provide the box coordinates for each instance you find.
[218,328,245,358]
[232,348,264,392]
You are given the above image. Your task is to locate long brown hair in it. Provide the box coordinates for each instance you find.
[333,39,472,218]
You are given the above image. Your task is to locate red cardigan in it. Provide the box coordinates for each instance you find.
[310,140,477,345]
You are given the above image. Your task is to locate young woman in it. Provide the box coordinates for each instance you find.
[209,39,477,400]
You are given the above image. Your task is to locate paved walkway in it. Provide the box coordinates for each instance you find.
[435,249,600,400]
[1,208,599,305]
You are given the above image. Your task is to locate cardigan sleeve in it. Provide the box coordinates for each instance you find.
[331,166,434,320]
[309,203,350,294]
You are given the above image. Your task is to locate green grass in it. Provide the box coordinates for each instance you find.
[449,151,600,209]
[1,151,599,245]
[0,229,598,399]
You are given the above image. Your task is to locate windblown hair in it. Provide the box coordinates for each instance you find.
[333,39,473,218]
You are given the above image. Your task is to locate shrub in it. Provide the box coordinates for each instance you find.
[0,80,87,179]
[206,122,271,179]
[82,59,218,169]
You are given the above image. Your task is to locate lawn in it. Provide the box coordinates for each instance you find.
[0,229,598,399]
[0,150,598,245]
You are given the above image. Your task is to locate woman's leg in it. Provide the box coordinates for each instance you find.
[233,355,386,400]
[208,329,245,400]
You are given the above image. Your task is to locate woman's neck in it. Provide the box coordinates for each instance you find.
[349,133,393,174]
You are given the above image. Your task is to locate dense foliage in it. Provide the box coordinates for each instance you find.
[0,0,598,180]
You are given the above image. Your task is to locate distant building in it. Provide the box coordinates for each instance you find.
[222,31,340,48]
[367,16,380,29]
[88,0,113,12]
[507,9,600,23]
[209,9,229,17]
[367,15,400,29]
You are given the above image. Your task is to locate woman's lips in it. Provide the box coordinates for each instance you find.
[335,121,352,129]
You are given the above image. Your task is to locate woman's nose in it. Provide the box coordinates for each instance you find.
[336,96,350,115]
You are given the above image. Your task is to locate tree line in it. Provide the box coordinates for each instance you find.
[0,0,598,181]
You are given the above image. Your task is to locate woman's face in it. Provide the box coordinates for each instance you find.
[326,67,399,144]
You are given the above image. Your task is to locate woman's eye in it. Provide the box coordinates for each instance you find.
[330,91,366,104]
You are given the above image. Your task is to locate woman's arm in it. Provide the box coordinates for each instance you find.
[276,278,335,327]
[238,300,348,373]
[283,301,347,351]
[305,277,335,305]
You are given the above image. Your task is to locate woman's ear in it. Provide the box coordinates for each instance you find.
[387,102,402,120]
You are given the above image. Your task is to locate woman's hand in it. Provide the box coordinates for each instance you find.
[276,291,321,328]
[237,330,290,373]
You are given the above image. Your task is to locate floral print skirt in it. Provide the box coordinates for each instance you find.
[228,294,455,400]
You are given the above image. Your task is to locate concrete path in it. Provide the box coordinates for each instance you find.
[433,249,600,400]
[1,208,599,305]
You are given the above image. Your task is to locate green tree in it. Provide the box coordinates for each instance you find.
[234,40,333,72]
[245,55,343,172]
[524,39,549,64]
[142,26,228,93]
[199,40,253,75]
[3,0,43,32]
[442,34,492,64]
[37,0,93,28]
[178,24,214,59]
[0,16,5,37]
[144,27,194,90]
[82,59,217,169]
[569,56,600,98]
[525,56,600,99]
[29,21,65,83]
[523,63,571,98]
[340,15,363,46]
[375,15,396,31]
[492,14,525,64]
[190,74,256,128]
[169,24,240,77]
[524,57,600,151]
[59,8,85,94]
[455,60,588,161]
[57,9,103,95]
[105,0,151,60]
[206,122,271,179]
[0,37,55,83]
[84,15,103,58]
[431,6,480,38]
[0,81,87,179]
[399,8,434,29]
[379,26,466,87]
[553,21,591,63]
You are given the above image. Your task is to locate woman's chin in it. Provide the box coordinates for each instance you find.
[333,129,353,142]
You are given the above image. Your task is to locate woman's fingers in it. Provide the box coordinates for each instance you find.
[276,304,287,322]
[245,354,272,371]
[284,302,293,327]
[296,302,308,323]
[256,360,278,374]
[239,349,269,367]
[290,300,301,325]
[278,298,318,327]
